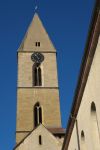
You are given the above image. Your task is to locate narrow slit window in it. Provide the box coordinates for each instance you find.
[35,42,38,47]
[39,107,42,124]
[91,102,96,112]
[34,102,42,127]
[39,135,42,145]
[38,42,40,47]
[34,105,38,127]
[35,42,40,47]
[38,67,42,86]
[33,65,42,86]
[81,130,85,141]
[91,102,100,149]
[34,67,38,86]
[80,130,86,149]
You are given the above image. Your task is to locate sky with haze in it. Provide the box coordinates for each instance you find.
[0,0,95,149]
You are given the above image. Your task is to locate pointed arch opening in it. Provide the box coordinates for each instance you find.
[91,102,96,113]
[38,67,42,86]
[81,130,85,141]
[91,102,100,149]
[91,102,97,121]
[80,130,86,150]
[34,102,42,127]
[32,64,42,86]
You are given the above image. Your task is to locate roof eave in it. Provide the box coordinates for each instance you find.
[62,0,100,149]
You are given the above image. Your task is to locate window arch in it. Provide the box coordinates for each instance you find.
[91,101,96,113]
[80,130,86,150]
[34,102,42,127]
[91,102,100,149]
[33,64,42,86]
[81,130,85,141]
[38,67,42,85]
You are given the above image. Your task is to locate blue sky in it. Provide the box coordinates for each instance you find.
[0,0,95,149]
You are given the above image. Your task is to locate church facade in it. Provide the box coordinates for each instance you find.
[62,1,100,149]
[14,13,65,150]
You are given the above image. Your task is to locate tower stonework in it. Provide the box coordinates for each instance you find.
[15,13,65,149]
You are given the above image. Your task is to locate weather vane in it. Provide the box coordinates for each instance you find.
[34,5,38,12]
[34,0,38,12]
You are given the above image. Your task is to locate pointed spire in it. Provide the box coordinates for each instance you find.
[18,13,56,52]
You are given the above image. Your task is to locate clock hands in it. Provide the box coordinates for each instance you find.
[31,52,44,64]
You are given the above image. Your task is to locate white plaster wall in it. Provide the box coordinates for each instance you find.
[68,36,100,150]
[68,124,78,150]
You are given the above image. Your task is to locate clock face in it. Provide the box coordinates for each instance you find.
[31,52,44,63]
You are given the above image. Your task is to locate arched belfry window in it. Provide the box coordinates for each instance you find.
[34,102,42,127]
[33,64,42,86]
[91,102,100,149]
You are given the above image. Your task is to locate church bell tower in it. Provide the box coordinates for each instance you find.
[15,13,65,148]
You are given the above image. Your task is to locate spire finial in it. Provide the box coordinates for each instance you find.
[34,5,38,12]
[34,0,38,12]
